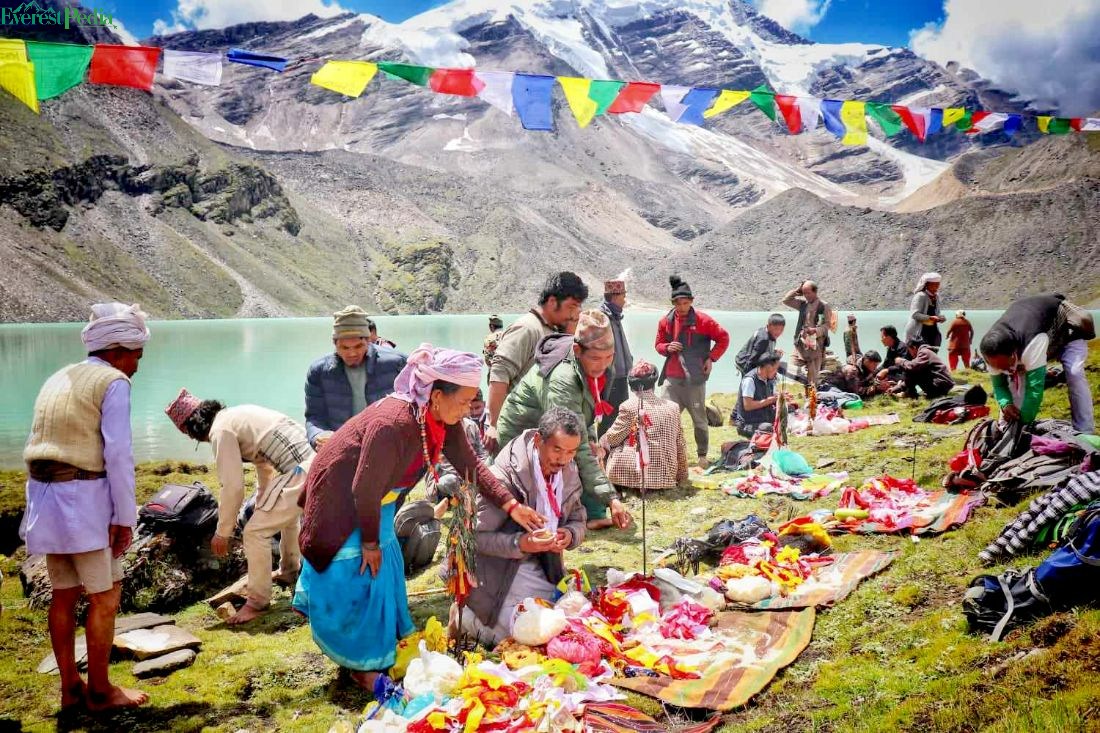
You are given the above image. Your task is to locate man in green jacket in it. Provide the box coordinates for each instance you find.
[497,310,632,531]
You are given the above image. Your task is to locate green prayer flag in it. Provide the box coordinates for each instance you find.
[25,41,92,100]
[953,109,974,131]
[378,62,434,87]
[866,103,903,136]
[749,84,776,121]
[1047,117,1072,135]
[589,80,625,116]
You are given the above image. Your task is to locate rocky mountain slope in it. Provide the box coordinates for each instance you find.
[0,0,1095,321]
[670,134,1100,309]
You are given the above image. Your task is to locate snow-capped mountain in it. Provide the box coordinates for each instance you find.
[150,0,1021,207]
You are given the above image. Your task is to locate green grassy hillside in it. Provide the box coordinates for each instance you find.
[1,346,1097,732]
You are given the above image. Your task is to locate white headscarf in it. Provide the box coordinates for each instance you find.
[913,272,941,294]
[80,302,150,352]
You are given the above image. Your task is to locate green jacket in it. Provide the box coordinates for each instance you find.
[496,353,616,508]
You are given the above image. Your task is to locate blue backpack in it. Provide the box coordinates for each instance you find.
[1033,503,1100,606]
[965,503,1100,640]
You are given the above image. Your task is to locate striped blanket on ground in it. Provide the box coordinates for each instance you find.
[742,550,895,610]
[583,702,721,733]
[611,608,814,711]
[979,471,1100,563]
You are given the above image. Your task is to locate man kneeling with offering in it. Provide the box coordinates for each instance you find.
[457,407,588,645]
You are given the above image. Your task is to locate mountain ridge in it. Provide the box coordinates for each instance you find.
[0,0,1096,322]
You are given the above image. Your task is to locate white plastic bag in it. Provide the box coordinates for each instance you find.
[511,599,567,646]
[724,576,772,604]
[404,640,463,698]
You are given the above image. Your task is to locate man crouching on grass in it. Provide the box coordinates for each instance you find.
[19,303,150,712]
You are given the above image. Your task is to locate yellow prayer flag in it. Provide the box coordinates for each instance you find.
[0,60,39,114]
[558,76,598,128]
[839,100,866,145]
[309,60,378,98]
[1037,115,1051,133]
[703,89,750,119]
[941,107,966,127]
[0,39,27,63]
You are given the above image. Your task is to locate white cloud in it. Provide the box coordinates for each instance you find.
[910,0,1100,116]
[153,0,346,35]
[752,0,832,34]
[111,17,140,45]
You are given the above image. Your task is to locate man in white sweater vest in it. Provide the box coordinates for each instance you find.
[20,303,151,712]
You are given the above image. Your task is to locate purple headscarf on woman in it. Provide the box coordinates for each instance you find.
[391,343,484,407]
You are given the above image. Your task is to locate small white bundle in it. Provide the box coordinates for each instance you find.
[724,576,773,604]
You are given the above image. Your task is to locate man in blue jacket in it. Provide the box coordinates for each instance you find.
[304,305,406,448]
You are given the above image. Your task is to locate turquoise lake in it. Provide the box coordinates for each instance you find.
[0,310,1011,467]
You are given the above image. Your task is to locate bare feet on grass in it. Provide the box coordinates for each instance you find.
[226,604,267,625]
[348,670,381,693]
[60,679,87,711]
[86,684,149,712]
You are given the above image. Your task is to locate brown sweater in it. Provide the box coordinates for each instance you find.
[299,396,514,571]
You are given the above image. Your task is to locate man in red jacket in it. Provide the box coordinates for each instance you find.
[655,275,730,468]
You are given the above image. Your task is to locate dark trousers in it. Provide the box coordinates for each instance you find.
[599,376,631,435]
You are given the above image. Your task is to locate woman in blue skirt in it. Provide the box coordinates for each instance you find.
[293,344,544,691]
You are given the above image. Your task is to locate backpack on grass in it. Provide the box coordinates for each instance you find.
[964,503,1100,640]
[394,500,442,576]
[139,482,219,532]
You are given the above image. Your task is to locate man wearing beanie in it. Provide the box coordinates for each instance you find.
[599,279,633,434]
[304,305,407,449]
[20,303,150,712]
[655,276,730,468]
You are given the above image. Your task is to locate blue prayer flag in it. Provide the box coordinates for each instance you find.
[821,99,845,139]
[676,88,720,126]
[512,73,555,131]
[226,48,288,73]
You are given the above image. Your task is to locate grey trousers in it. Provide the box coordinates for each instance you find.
[663,378,709,457]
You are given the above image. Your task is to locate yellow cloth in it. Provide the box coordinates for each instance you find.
[0,58,39,113]
[0,38,28,63]
[558,76,598,128]
[839,101,867,145]
[310,60,378,98]
[704,90,750,118]
[24,362,128,471]
[941,107,966,127]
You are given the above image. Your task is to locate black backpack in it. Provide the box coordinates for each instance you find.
[394,500,442,576]
[139,482,219,532]
[962,568,1052,641]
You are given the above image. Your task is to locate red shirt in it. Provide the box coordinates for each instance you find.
[654,309,730,380]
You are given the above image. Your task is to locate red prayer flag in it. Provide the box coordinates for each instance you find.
[1070,118,1084,131]
[89,44,160,91]
[775,94,801,134]
[965,110,990,134]
[428,68,485,97]
[891,104,925,142]
[606,81,660,114]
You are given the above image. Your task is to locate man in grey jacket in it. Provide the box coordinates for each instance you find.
[456,407,588,645]
[599,279,633,434]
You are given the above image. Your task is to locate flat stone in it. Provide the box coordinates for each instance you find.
[115,612,175,634]
[131,648,197,678]
[114,624,201,660]
[37,636,87,675]
[815,458,837,469]
[205,575,248,608]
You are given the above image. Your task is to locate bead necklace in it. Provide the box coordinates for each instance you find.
[419,407,441,482]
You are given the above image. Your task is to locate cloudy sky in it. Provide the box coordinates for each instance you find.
[99,0,1099,116]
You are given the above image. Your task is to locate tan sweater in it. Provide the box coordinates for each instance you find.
[210,405,312,537]
[24,362,128,472]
